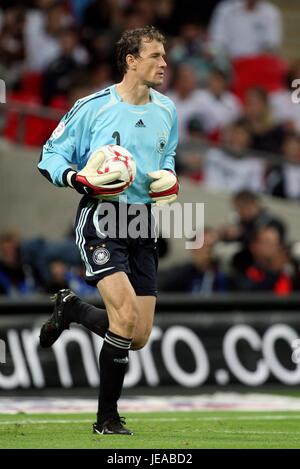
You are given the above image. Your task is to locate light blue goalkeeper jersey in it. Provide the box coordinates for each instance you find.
[38,84,178,204]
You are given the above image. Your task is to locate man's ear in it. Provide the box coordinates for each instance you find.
[126,54,137,71]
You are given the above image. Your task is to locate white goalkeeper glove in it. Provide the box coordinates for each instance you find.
[66,149,128,197]
[148,169,179,205]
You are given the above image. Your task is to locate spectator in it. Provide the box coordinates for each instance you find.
[219,190,287,273]
[167,63,206,141]
[281,132,300,164]
[119,5,149,34]
[231,224,300,294]
[20,235,82,287]
[45,260,96,296]
[0,230,35,296]
[42,26,89,105]
[168,20,229,84]
[243,87,287,154]
[45,260,70,293]
[190,68,242,137]
[68,0,93,25]
[175,117,208,181]
[186,116,207,143]
[89,61,112,93]
[171,0,219,32]
[271,59,300,133]
[135,0,156,26]
[204,120,265,193]
[24,0,73,71]
[82,0,119,35]
[153,0,176,36]
[68,266,97,297]
[159,228,228,294]
[0,5,25,88]
[66,74,92,105]
[209,0,282,59]
[219,190,286,247]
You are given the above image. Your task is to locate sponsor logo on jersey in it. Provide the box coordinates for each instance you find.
[51,122,66,139]
[135,119,146,127]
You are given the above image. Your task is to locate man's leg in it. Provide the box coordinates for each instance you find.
[39,290,155,349]
[61,294,109,337]
[94,271,139,434]
[39,289,109,348]
[66,295,155,345]
[131,296,156,350]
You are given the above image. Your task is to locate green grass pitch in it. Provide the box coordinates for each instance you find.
[1,411,300,449]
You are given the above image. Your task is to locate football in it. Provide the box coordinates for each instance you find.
[97,144,136,190]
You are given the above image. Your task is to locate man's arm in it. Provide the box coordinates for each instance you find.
[148,106,179,205]
[162,108,178,174]
[38,98,127,197]
[38,100,89,187]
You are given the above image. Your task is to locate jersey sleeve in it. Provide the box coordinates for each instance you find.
[162,106,178,174]
[38,100,90,187]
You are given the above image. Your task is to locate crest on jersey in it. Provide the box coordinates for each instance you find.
[156,134,167,154]
[92,247,110,265]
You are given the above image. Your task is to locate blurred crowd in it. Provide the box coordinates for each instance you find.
[1,0,300,200]
[160,189,300,295]
[0,227,97,297]
[1,0,300,297]
[1,190,300,297]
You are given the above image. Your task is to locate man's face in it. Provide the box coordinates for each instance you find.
[250,228,282,264]
[133,39,167,87]
[175,64,197,95]
[234,200,260,222]
[190,229,218,266]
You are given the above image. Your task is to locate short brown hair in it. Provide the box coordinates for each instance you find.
[116,26,165,76]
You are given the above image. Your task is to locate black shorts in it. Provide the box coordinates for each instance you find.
[74,197,158,296]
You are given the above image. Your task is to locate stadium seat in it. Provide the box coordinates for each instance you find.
[41,95,69,143]
[20,72,43,96]
[3,91,52,146]
[49,95,69,112]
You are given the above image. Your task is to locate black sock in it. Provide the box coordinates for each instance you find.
[97,330,132,424]
[63,297,109,338]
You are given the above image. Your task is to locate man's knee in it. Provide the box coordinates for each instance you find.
[131,340,146,351]
[131,331,151,350]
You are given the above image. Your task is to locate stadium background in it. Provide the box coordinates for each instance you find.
[1,0,300,449]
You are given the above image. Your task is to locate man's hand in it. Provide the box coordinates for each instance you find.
[67,149,128,197]
[148,169,179,205]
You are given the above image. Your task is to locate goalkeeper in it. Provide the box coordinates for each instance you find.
[38,26,178,436]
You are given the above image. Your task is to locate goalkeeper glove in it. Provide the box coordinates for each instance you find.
[148,169,179,205]
[65,149,128,197]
